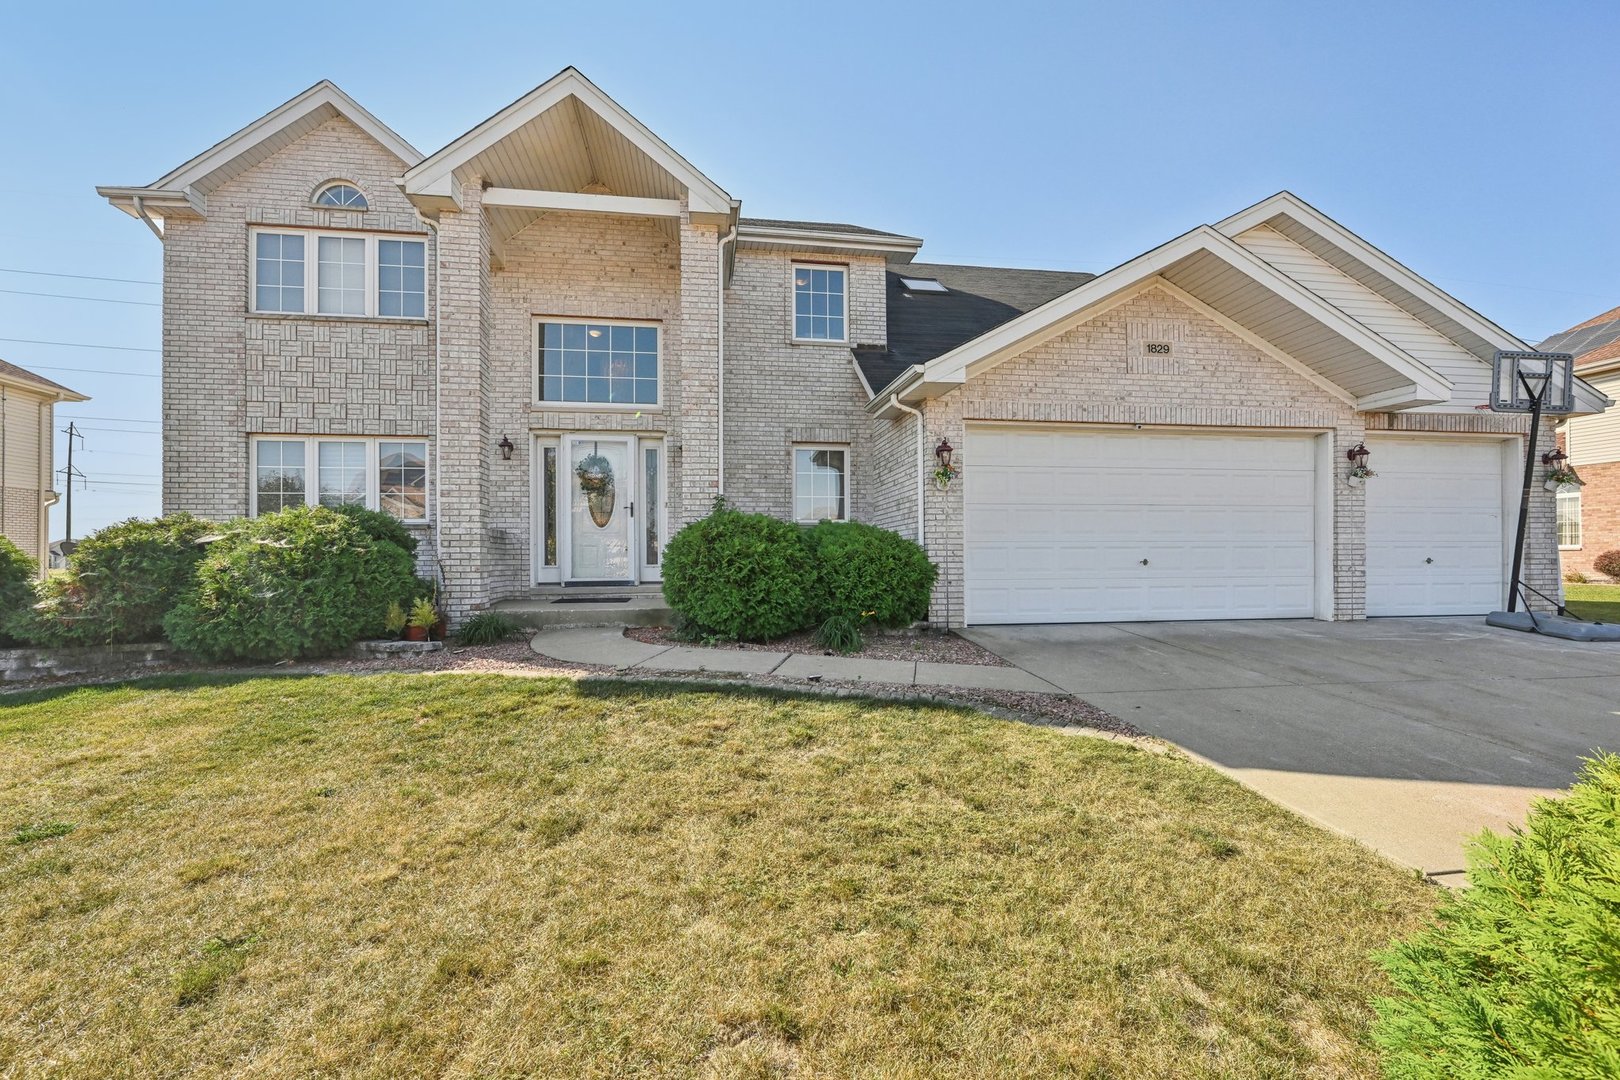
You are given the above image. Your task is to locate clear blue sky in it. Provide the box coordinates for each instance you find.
[3,0,1616,538]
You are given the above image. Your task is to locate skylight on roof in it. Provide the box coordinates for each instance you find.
[900,277,948,293]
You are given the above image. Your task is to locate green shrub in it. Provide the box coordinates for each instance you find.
[0,536,37,646]
[332,502,418,555]
[814,614,863,654]
[1594,550,1620,579]
[1373,753,1620,1079]
[661,500,817,641]
[20,513,215,647]
[164,506,418,661]
[455,611,524,646]
[805,520,936,627]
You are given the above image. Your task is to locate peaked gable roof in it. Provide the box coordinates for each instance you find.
[0,358,87,402]
[98,80,420,225]
[401,67,734,223]
[1541,306,1620,375]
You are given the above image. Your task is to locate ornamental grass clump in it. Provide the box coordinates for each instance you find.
[164,506,418,661]
[1373,753,1620,1079]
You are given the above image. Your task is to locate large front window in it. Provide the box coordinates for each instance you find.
[252,437,428,522]
[250,229,426,319]
[793,445,848,522]
[535,320,659,406]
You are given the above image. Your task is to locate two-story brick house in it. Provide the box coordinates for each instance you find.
[1543,307,1620,579]
[99,68,1607,625]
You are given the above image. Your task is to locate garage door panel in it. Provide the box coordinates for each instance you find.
[1365,438,1504,617]
[964,427,1318,624]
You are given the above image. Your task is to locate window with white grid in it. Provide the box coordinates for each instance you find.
[793,445,848,522]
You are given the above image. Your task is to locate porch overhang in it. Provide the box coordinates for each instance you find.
[870,225,1453,417]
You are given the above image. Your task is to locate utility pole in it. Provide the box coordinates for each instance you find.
[58,421,85,544]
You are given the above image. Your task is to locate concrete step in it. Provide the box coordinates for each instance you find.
[493,586,672,629]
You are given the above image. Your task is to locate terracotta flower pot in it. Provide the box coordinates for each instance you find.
[405,625,428,642]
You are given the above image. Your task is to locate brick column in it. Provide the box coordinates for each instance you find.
[676,208,720,525]
[1333,423,1369,619]
[433,181,493,620]
[1523,415,1564,611]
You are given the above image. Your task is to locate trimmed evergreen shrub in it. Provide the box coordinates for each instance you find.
[1593,550,1620,580]
[1373,753,1620,1079]
[21,513,215,646]
[661,500,817,641]
[164,506,418,661]
[805,520,936,627]
[0,536,37,647]
[332,502,418,556]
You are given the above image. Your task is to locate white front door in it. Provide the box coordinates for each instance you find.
[561,435,636,583]
[964,426,1319,624]
[1365,437,1507,616]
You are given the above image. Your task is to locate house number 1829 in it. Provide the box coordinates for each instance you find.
[1145,342,1173,355]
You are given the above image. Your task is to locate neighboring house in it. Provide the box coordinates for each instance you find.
[0,359,87,575]
[98,68,1608,625]
[1543,307,1620,579]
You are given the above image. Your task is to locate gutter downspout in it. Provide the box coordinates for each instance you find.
[413,211,444,590]
[132,195,163,239]
[888,394,925,546]
[716,223,737,497]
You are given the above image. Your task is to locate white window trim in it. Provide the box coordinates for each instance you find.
[248,226,427,321]
[1556,485,1582,550]
[789,262,850,345]
[791,442,851,523]
[249,435,430,523]
[533,316,663,412]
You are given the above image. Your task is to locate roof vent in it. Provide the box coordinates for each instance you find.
[899,276,948,293]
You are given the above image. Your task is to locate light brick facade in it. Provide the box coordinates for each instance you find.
[130,83,1577,627]
[1557,459,1620,580]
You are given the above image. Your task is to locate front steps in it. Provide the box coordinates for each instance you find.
[492,584,673,629]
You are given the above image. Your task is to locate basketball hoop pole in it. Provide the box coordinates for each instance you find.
[1505,372,1545,614]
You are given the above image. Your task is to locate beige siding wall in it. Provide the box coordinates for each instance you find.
[1,386,51,570]
[1235,224,1494,411]
[720,249,884,522]
[1564,372,1620,466]
[158,116,432,525]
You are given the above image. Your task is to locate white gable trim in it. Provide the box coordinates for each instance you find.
[401,68,734,220]
[906,225,1449,410]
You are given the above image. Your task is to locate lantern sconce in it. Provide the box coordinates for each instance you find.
[933,437,958,489]
[1345,441,1375,488]
[497,435,515,461]
[1542,446,1582,492]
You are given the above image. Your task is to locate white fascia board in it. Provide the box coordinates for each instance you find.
[403,68,734,217]
[737,224,924,256]
[1216,191,1530,355]
[919,225,1451,405]
[96,186,200,219]
[482,187,682,218]
[153,81,421,192]
[1354,385,1447,412]
[1571,376,1614,416]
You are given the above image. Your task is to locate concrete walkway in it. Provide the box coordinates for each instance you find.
[530,627,1065,694]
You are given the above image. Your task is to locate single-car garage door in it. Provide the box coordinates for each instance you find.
[964,426,1318,624]
[1365,437,1506,616]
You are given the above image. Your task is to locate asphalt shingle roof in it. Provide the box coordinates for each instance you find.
[739,217,913,239]
[853,262,1095,395]
[0,358,81,397]
[1539,304,1620,371]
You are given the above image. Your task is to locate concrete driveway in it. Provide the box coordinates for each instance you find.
[963,618,1620,884]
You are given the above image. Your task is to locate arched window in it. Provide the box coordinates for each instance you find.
[313,182,368,209]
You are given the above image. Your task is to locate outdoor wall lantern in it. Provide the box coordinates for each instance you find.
[1542,446,1582,491]
[498,435,515,461]
[933,437,958,489]
[1345,441,1374,488]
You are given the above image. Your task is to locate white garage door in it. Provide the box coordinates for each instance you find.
[1366,438,1505,616]
[964,427,1318,624]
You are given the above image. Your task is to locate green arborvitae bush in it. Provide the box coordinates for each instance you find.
[21,513,215,647]
[0,536,37,646]
[805,520,936,627]
[1373,753,1620,1079]
[164,505,418,661]
[332,502,419,556]
[661,500,818,641]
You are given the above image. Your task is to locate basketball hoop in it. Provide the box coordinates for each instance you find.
[1490,350,1575,415]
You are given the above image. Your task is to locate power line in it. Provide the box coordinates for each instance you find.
[0,287,161,307]
[61,414,161,425]
[0,337,159,353]
[74,425,162,434]
[10,364,159,379]
[0,266,160,286]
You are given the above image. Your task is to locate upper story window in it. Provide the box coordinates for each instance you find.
[313,182,368,209]
[792,264,846,342]
[535,319,660,407]
[250,229,427,319]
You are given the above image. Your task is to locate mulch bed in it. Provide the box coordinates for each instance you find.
[623,625,1011,667]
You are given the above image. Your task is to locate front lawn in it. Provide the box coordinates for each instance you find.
[1565,582,1620,622]
[0,675,1434,1077]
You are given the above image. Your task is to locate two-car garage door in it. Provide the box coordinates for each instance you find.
[963,426,1508,625]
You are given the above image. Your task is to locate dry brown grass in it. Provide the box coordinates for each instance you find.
[0,674,1436,1077]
